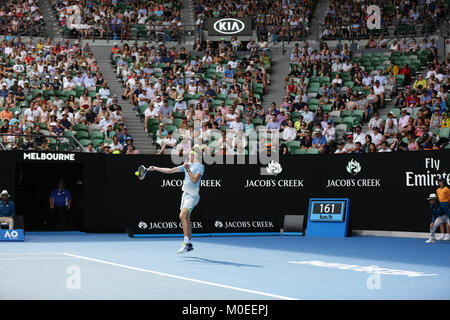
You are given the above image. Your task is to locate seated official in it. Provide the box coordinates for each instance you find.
[0,190,15,229]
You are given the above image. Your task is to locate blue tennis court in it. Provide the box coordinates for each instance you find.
[0,233,449,300]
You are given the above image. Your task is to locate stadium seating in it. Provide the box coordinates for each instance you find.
[0,39,132,153]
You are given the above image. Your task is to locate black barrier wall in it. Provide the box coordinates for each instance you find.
[0,150,449,234]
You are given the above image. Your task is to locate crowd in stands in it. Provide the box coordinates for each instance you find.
[193,0,315,41]
[275,39,450,155]
[50,0,182,41]
[0,38,137,154]
[109,36,450,156]
[112,40,272,155]
[320,0,447,40]
[0,0,45,37]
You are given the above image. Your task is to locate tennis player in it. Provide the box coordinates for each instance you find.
[148,148,204,253]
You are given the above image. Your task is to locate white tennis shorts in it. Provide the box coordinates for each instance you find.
[180,192,200,212]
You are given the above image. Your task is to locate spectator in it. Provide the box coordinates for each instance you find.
[378,141,392,152]
[406,133,419,151]
[109,135,123,154]
[283,120,297,142]
[157,131,177,155]
[311,128,327,154]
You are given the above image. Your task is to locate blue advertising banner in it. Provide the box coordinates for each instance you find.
[0,229,25,241]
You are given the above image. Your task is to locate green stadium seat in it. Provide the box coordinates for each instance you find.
[390,108,401,118]
[91,139,104,148]
[340,110,353,118]
[78,139,92,147]
[73,123,87,132]
[172,111,182,119]
[286,140,300,152]
[439,128,450,139]
[306,148,320,154]
[63,130,75,138]
[89,131,104,140]
[148,118,160,127]
[173,118,182,127]
[293,148,306,155]
[76,131,89,140]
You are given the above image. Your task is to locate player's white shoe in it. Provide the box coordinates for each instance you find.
[425,237,436,244]
[444,234,450,241]
[177,242,193,254]
[436,234,444,240]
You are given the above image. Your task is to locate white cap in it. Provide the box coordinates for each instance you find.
[0,190,9,197]
[427,193,437,200]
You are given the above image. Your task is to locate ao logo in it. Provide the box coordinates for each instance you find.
[4,230,18,238]
[215,220,224,228]
[213,18,245,35]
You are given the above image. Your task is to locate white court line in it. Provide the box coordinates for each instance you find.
[62,252,298,300]
[0,257,75,261]
[288,261,439,277]
[0,253,67,255]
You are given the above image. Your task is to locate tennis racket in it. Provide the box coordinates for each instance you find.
[136,165,150,181]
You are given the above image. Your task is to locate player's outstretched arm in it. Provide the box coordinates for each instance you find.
[148,166,179,174]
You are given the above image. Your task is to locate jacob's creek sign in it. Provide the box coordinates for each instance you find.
[137,221,203,231]
[23,152,75,161]
[325,159,382,188]
[244,179,304,188]
[161,179,222,187]
[207,18,252,36]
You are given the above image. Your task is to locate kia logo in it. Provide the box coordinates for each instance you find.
[213,18,245,35]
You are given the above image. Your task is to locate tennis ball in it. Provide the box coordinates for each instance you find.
[135,171,140,176]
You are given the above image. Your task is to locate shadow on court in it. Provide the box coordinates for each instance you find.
[182,256,263,268]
